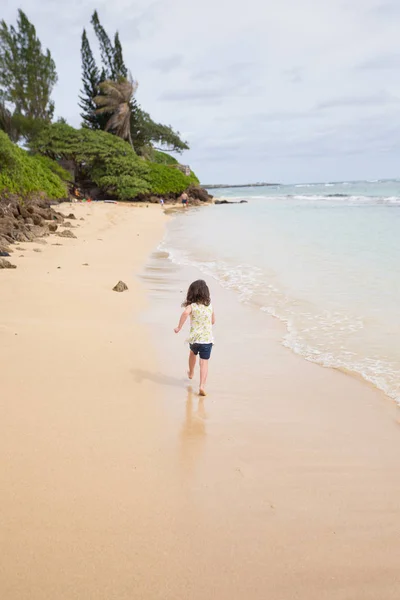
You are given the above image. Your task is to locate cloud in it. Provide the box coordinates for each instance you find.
[3,0,400,183]
[159,76,261,103]
[316,92,398,110]
[159,89,226,103]
[356,53,400,70]
[368,1,400,18]
[283,67,304,84]
[150,54,184,72]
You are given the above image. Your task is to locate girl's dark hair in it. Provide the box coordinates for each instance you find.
[182,280,211,307]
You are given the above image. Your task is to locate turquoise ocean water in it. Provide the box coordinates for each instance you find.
[161,180,400,403]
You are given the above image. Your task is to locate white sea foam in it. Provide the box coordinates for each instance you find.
[162,242,400,403]
[160,187,400,405]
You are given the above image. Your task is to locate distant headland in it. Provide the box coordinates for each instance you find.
[203,182,280,189]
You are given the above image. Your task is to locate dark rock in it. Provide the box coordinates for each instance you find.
[113,280,128,292]
[57,230,77,239]
[0,251,10,257]
[48,223,58,232]
[187,185,213,203]
[0,258,16,269]
[67,213,76,220]
[214,199,248,205]
[0,195,66,256]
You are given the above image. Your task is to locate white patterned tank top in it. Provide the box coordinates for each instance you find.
[189,303,214,344]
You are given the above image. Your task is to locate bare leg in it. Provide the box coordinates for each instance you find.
[199,359,209,396]
[188,351,196,379]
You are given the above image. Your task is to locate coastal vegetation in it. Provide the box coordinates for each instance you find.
[0,130,68,199]
[79,11,189,156]
[0,10,57,143]
[30,122,198,200]
[0,9,204,204]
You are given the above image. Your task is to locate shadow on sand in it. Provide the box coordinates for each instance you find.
[131,368,187,388]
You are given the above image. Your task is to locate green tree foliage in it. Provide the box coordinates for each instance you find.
[31,122,150,199]
[32,154,73,182]
[0,10,57,122]
[134,109,189,154]
[80,14,130,131]
[80,11,188,154]
[30,122,197,200]
[152,150,179,165]
[145,163,199,195]
[0,99,18,141]
[91,11,117,79]
[113,32,128,79]
[10,113,48,143]
[0,130,67,199]
[79,29,105,130]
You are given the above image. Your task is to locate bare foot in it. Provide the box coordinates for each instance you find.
[187,370,194,380]
[199,388,207,397]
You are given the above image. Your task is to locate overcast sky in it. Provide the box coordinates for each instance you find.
[3,0,400,183]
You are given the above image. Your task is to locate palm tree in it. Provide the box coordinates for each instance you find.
[93,77,137,147]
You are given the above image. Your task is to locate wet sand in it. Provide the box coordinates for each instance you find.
[1,204,400,599]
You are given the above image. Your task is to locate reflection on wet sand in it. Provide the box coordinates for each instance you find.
[179,386,207,478]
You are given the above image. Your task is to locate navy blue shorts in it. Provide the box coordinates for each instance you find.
[190,343,213,360]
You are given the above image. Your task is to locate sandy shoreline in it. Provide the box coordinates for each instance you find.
[1,203,400,599]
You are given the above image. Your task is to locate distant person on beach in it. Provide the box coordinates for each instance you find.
[181,192,188,208]
[174,280,215,396]
[160,197,165,207]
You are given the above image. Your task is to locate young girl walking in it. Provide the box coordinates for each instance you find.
[174,280,215,396]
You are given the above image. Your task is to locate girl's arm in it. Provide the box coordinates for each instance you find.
[212,310,216,325]
[174,305,192,333]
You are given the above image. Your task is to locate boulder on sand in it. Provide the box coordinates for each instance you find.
[57,230,77,239]
[0,258,16,269]
[113,280,128,292]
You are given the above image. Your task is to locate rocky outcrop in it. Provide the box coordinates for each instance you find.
[187,185,213,203]
[136,185,213,206]
[214,199,248,205]
[0,194,67,262]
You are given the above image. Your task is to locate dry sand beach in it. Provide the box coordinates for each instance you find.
[1,202,400,599]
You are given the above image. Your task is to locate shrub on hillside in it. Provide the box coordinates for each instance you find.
[33,154,73,182]
[0,130,68,199]
[145,163,199,195]
[31,122,200,199]
[152,150,179,165]
[31,123,150,199]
